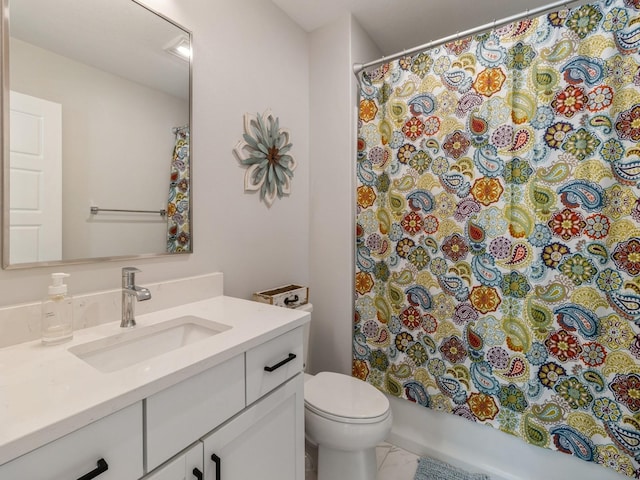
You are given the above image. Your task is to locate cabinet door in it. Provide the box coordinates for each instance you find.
[0,402,143,480]
[202,374,304,480]
[143,443,203,480]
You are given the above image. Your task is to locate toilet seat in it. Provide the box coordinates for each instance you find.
[304,372,390,424]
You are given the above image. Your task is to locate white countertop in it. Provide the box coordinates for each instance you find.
[0,295,309,466]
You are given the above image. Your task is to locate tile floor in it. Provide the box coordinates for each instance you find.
[305,442,420,480]
[376,443,421,479]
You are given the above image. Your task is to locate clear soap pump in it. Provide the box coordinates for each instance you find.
[41,273,73,345]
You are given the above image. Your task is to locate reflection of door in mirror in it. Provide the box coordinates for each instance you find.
[9,91,62,264]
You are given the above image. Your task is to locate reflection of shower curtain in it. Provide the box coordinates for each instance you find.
[354,0,640,476]
[167,126,190,252]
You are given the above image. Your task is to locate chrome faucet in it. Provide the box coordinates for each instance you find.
[121,267,151,328]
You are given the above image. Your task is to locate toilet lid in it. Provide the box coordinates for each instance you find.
[304,372,390,423]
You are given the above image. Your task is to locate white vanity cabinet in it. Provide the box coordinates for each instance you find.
[201,327,305,480]
[143,326,305,480]
[0,298,308,480]
[0,402,143,480]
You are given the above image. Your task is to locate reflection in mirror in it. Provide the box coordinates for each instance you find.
[2,0,192,268]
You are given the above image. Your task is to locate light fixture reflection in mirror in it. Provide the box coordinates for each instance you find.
[2,0,192,269]
[165,35,192,60]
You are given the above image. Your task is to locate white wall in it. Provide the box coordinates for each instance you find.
[307,14,379,375]
[11,39,187,259]
[0,0,309,307]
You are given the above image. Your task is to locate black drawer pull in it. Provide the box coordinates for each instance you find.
[193,467,203,480]
[264,353,297,372]
[77,458,108,480]
[211,453,221,479]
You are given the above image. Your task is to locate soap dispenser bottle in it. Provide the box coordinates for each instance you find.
[41,273,74,345]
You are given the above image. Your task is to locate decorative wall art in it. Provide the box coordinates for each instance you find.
[354,0,640,476]
[233,110,296,207]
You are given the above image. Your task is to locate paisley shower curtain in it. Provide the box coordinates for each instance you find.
[354,0,640,476]
[167,126,190,252]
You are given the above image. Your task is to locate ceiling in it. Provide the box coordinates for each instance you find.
[272,0,587,58]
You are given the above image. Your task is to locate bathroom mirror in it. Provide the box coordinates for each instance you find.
[1,0,192,268]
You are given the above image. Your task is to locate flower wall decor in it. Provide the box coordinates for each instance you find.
[233,110,296,207]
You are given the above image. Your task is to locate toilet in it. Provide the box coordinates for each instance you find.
[298,304,392,480]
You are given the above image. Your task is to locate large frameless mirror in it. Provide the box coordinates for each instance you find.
[1,0,192,268]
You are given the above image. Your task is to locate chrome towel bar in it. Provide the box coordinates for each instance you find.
[90,206,167,217]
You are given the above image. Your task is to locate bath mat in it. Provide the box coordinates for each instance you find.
[414,456,491,480]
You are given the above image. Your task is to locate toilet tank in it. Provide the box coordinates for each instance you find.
[296,303,313,372]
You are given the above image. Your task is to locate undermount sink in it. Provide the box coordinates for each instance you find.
[68,315,231,373]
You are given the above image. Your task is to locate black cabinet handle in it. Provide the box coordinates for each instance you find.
[211,453,221,479]
[264,353,296,372]
[77,458,108,480]
[192,467,203,480]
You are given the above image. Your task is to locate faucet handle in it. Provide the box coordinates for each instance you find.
[122,267,141,286]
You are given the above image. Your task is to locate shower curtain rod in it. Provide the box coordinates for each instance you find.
[353,0,584,78]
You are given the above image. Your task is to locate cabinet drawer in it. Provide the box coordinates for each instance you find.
[246,327,303,405]
[145,354,245,472]
[0,402,143,480]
